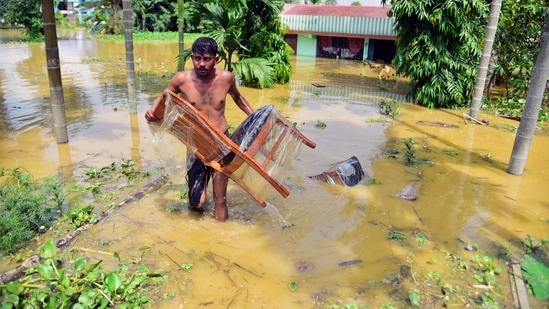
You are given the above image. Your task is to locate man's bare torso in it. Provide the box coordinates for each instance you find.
[170,69,233,133]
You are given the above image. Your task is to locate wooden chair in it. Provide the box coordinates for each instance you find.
[152,90,316,207]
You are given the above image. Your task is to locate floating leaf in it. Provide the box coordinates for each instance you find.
[36,264,54,280]
[408,289,422,307]
[288,281,298,291]
[521,254,549,299]
[5,281,23,295]
[105,273,122,293]
[40,239,56,259]
[75,257,87,271]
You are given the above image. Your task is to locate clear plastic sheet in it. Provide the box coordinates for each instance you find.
[149,122,188,184]
[309,156,365,187]
[150,91,314,203]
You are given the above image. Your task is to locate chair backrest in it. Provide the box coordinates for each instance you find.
[154,90,316,205]
[160,91,234,164]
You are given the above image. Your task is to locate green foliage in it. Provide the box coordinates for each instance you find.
[520,254,549,299]
[492,0,548,108]
[314,120,327,129]
[0,239,164,308]
[187,0,247,72]
[96,31,202,42]
[2,0,43,41]
[388,230,406,241]
[66,205,98,228]
[239,0,293,84]
[186,0,290,87]
[382,0,489,108]
[471,255,502,286]
[232,58,275,89]
[132,0,177,32]
[379,99,400,118]
[0,168,64,255]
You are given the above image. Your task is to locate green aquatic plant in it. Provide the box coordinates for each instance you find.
[0,239,164,308]
[315,120,327,129]
[520,254,549,300]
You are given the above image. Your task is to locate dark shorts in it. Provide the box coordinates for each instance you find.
[186,130,229,206]
[186,154,212,207]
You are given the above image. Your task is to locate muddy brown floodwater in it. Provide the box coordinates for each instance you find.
[1,30,548,308]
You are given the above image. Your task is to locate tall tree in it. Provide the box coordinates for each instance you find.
[470,0,503,119]
[122,0,137,113]
[187,0,246,72]
[187,0,277,88]
[381,0,489,108]
[42,0,68,143]
[507,14,549,175]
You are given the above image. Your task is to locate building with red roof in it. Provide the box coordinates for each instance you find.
[281,4,396,63]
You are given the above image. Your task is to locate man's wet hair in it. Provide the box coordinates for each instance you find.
[192,37,218,55]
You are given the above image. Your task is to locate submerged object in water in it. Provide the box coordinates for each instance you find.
[395,181,422,200]
[308,156,365,187]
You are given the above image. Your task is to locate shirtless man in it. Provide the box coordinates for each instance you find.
[145,37,253,222]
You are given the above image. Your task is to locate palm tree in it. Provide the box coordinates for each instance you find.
[470,0,503,120]
[187,0,275,88]
[508,14,549,175]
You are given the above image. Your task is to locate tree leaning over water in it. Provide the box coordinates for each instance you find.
[381,0,489,108]
[508,14,549,175]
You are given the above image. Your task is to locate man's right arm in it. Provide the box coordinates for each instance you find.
[145,74,183,122]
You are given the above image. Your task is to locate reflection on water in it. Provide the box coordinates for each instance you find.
[1,30,549,307]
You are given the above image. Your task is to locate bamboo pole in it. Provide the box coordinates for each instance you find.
[123,0,137,114]
[42,0,68,143]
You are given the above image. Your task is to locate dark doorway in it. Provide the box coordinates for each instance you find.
[369,39,396,64]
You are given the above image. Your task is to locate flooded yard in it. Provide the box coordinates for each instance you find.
[1,30,548,308]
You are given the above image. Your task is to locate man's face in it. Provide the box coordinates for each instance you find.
[191,52,218,77]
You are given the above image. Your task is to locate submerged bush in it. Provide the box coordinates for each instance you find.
[0,167,64,255]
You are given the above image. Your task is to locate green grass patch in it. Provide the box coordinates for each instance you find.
[0,168,64,255]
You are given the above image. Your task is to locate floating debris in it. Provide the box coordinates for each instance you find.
[295,260,315,272]
[338,259,362,267]
[395,181,422,201]
[309,156,366,187]
[417,120,459,128]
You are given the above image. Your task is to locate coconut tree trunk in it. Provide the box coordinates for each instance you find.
[123,0,137,114]
[42,0,68,143]
[508,14,549,175]
[470,0,502,120]
[177,0,185,71]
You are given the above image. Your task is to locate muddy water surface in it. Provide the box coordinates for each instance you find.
[1,31,549,308]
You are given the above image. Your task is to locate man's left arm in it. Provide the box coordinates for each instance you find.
[228,76,253,116]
